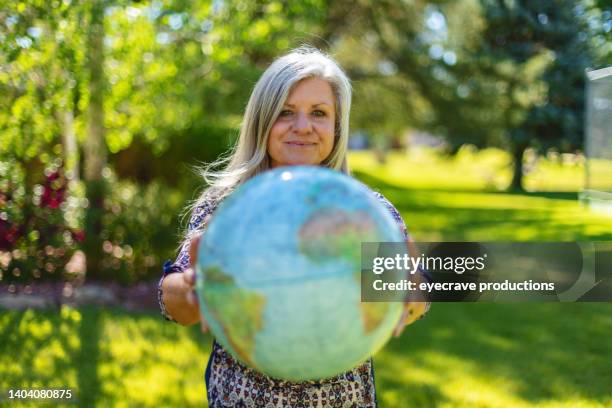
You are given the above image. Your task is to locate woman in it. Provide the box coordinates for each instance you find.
[159,46,430,407]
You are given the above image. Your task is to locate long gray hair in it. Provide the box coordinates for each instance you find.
[183,46,352,243]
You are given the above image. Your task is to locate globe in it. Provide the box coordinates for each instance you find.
[195,166,404,381]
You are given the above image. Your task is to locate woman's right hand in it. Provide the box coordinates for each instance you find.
[183,233,209,333]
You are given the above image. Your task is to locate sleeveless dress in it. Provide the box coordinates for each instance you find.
[158,191,427,408]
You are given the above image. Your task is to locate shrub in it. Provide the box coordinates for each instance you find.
[1,158,197,286]
[0,158,84,284]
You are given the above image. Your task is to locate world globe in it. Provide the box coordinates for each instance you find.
[195,166,404,381]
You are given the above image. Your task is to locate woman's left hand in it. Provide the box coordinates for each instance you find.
[392,238,430,337]
[392,301,429,337]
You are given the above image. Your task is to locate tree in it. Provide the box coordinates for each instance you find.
[0,1,89,282]
[1,0,329,281]
[317,1,511,156]
[320,0,608,190]
[476,0,606,190]
[83,0,108,279]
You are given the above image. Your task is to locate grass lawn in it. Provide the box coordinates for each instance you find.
[350,148,612,241]
[0,307,212,407]
[2,148,612,407]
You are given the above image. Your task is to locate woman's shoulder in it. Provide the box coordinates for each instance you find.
[372,190,392,205]
[371,190,409,240]
[187,185,233,231]
[188,199,218,232]
[371,190,402,220]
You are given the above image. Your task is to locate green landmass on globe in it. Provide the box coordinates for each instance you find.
[202,266,266,366]
[299,208,378,263]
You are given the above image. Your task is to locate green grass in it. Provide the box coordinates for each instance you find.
[375,303,612,407]
[378,303,612,408]
[349,148,612,241]
[1,304,610,407]
[355,148,612,407]
[0,307,213,407]
[2,148,612,407]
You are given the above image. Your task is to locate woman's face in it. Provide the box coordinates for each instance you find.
[267,77,336,168]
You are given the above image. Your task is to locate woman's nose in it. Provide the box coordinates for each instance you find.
[292,112,312,134]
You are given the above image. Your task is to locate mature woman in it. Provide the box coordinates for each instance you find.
[159,46,430,407]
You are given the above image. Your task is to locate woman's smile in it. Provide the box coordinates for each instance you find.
[285,141,317,146]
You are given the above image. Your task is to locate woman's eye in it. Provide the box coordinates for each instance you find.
[312,110,326,117]
[279,110,293,117]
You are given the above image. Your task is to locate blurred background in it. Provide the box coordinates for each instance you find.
[1,0,611,407]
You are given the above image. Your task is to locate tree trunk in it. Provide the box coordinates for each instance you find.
[61,109,79,181]
[83,0,107,280]
[510,143,527,191]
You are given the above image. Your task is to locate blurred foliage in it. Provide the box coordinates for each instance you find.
[0,161,192,285]
[0,158,85,283]
[474,0,610,189]
[111,123,237,185]
[95,168,189,285]
[0,0,610,283]
[0,0,326,281]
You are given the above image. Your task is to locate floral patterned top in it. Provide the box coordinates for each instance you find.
[158,190,429,408]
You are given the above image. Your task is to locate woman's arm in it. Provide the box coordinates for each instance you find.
[392,236,431,336]
[371,191,431,336]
